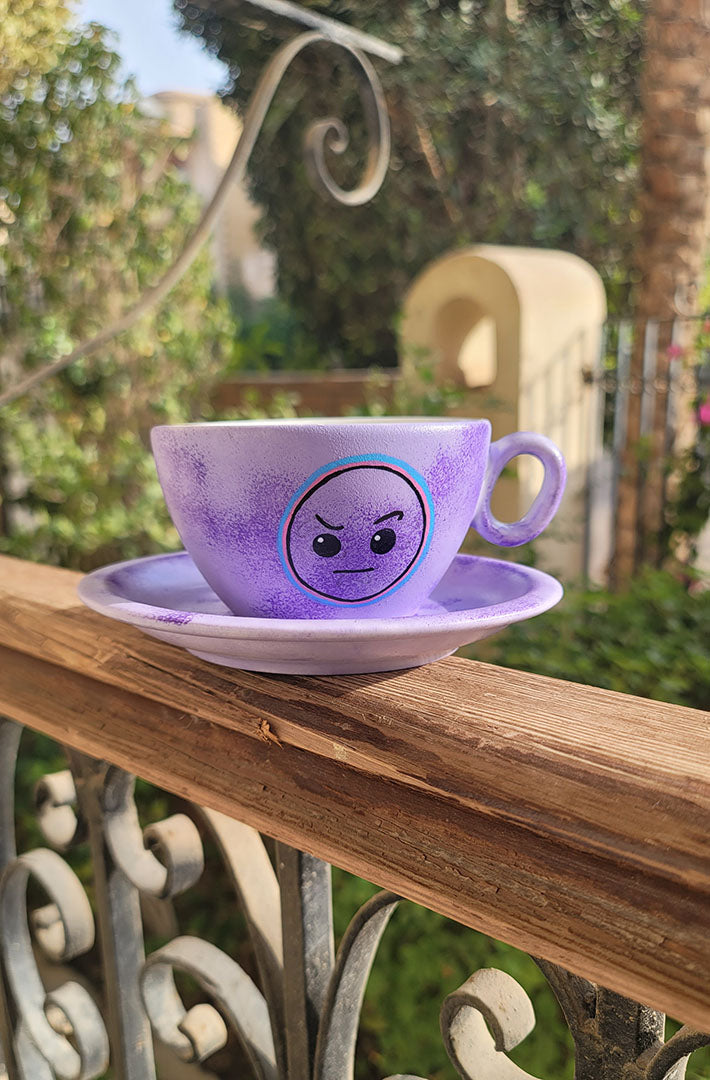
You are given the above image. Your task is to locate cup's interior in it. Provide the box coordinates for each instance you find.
[152,416,489,432]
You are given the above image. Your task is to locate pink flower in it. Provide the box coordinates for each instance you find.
[699,395,710,425]
[667,343,685,359]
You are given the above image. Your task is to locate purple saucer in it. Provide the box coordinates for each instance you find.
[77,552,563,675]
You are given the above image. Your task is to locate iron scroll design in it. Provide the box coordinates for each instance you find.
[1,718,710,1080]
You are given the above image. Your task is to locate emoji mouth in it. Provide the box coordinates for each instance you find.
[333,567,375,574]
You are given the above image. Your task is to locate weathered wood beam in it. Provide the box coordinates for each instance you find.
[1,554,710,1026]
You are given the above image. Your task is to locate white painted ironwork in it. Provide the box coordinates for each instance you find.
[1,717,709,1080]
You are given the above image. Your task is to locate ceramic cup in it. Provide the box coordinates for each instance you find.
[151,417,565,620]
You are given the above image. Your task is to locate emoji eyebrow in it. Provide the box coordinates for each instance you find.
[315,513,344,531]
[373,510,404,524]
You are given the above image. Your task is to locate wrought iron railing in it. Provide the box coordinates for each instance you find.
[2,554,710,1079]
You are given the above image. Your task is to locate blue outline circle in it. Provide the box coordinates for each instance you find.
[278,454,435,606]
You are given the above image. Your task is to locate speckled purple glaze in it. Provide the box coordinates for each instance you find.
[154,610,194,625]
[150,418,566,620]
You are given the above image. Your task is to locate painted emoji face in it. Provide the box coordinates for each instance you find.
[280,456,434,605]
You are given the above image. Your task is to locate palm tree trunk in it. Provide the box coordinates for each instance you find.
[613,0,710,581]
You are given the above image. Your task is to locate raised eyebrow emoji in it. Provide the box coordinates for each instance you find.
[315,513,344,531]
[373,510,404,524]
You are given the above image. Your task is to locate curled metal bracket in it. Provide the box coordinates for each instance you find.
[141,935,278,1078]
[441,968,538,1080]
[102,767,204,899]
[0,12,398,407]
[34,770,81,852]
[314,890,401,1080]
[0,848,109,1080]
[222,29,391,209]
[302,43,391,206]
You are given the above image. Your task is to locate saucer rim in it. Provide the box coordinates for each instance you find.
[77,551,563,642]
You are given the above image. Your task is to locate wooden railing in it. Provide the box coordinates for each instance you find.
[2,552,710,1078]
[213,369,398,417]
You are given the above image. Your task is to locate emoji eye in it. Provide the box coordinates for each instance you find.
[313,533,341,557]
[370,528,396,554]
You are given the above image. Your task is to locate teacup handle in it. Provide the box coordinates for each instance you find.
[472,432,566,547]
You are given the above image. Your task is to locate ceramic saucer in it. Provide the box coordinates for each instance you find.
[77,552,563,675]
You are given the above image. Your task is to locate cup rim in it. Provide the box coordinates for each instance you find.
[151,416,492,434]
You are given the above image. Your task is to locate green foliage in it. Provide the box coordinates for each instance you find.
[225,287,327,372]
[477,567,710,711]
[677,411,710,546]
[351,363,467,417]
[0,0,71,98]
[0,2,240,569]
[176,0,643,366]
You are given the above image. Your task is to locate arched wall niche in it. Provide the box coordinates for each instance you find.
[400,245,608,580]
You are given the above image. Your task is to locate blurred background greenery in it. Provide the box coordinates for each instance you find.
[178,0,644,367]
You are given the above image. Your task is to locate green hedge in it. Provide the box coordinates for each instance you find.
[476,567,710,711]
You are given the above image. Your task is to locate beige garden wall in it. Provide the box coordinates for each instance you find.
[147,92,276,299]
[400,245,608,581]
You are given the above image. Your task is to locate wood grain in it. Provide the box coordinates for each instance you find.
[1,554,710,1026]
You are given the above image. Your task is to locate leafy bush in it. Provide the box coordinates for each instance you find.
[663,328,710,567]
[0,2,240,570]
[225,287,328,373]
[476,567,710,711]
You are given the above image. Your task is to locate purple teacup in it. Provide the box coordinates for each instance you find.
[150,418,565,620]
